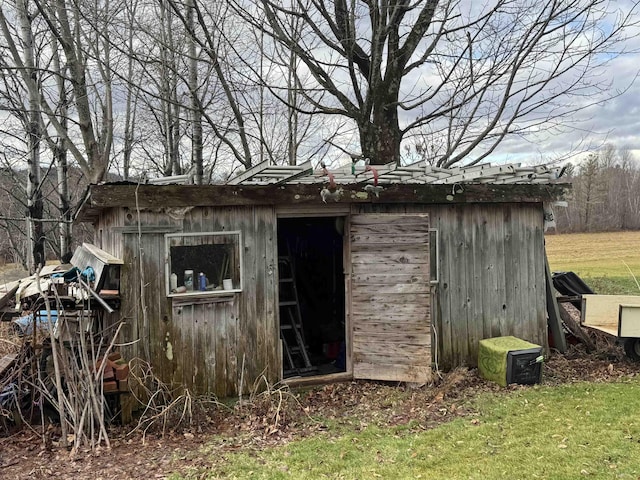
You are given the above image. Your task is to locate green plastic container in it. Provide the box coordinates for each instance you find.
[478,336,543,387]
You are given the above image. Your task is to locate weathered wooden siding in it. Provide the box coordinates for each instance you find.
[96,208,125,258]
[352,203,546,370]
[177,205,279,395]
[110,205,278,397]
[94,199,545,394]
[350,214,432,383]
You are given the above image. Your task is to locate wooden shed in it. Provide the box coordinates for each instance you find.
[75,161,568,396]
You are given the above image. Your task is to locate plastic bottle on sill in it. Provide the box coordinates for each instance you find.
[184,270,194,291]
[170,273,178,292]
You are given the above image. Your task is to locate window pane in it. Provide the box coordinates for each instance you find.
[167,233,241,293]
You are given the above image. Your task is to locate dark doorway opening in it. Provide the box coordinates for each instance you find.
[277,217,346,378]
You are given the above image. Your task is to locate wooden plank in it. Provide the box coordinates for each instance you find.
[351,312,430,323]
[148,233,170,386]
[349,223,431,234]
[78,183,569,222]
[350,214,430,226]
[78,242,124,264]
[351,262,429,275]
[545,249,567,352]
[352,331,431,345]
[263,207,280,384]
[350,233,430,246]
[352,320,431,332]
[467,206,484,363]
[531,207,548,348]
[284,371,352,388]
[170,303,185,388]
[533,207,548,346]
[193,306,207,394]
[619,305,640,338]
[450,207,469,366]
[184,303,197,391]
[582,323,619,337]
[0,353,17,377]
[351,293,431,304]
[354,282,431,295]
[435,207,454,369]
[352,273,429,285]
[236,207,258,395]
[512,207,527,340]
[353,363,432,383]
[349,301,428,314]
[582,295,640,327]
[476,207,494,342]
[214,302,228,398]
[502,205,517,337]
[204,298,216,396]
[225,300,239,396]
[353,349,430,366]
[250,207,266,390]
[351,251,429,265]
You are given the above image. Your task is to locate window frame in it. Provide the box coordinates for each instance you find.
[164,230,244,298]
[429,228,439,285]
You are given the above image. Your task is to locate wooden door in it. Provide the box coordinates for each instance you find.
[350,214,432,383]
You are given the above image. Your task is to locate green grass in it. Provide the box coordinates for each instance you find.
[546,231,640,295]
[166,231,640,479]
[172,381,640,479]
[580,276,640,295]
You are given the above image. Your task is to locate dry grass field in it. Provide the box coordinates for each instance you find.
[545,230,640,294]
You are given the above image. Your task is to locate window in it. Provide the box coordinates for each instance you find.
[165,231,243,297]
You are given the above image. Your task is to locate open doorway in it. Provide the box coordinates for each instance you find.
[277,216,346,379]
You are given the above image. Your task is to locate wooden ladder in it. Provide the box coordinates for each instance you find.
[278,256,315,376]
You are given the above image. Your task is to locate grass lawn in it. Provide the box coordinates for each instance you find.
[546,231,640,294]
[174,381,640,479]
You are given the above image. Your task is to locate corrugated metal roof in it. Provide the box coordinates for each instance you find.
[226,160,563,186]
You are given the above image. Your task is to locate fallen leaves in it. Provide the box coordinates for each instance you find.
[2,338,640,480]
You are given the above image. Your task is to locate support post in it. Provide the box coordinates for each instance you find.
[545,249,567,353]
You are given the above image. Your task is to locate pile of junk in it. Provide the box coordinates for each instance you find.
[0,243,125,430]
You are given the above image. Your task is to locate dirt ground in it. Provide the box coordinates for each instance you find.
[1,312,638,480]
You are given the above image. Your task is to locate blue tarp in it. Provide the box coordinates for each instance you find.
[12,310,58,335]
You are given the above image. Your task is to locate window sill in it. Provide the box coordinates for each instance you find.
[168,289,241,298]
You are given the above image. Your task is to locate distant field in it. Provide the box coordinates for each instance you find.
[545,231,640,294]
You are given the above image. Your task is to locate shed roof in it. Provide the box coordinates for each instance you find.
[75,161,570,223]
[225,160,562,186]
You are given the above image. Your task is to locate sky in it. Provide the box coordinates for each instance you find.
[492,54,640,166]
[486,5,640,166]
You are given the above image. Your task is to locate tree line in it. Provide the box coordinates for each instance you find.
[0,0,637,270]
[556,145,640,233]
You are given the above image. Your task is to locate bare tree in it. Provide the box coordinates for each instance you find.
[0,0,115,185]
[235,0,639,166]
[558,145,640,232]
[0,1,46,271]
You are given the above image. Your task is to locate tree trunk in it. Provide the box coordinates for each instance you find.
[361,92,402,165]
[159,0,182,177]
[18,0,45,272]
[187,0,203,184]
[51,35,72,262]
